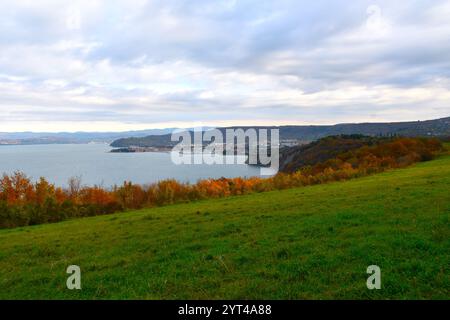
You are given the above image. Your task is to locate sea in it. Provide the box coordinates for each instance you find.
[0,143,261,188]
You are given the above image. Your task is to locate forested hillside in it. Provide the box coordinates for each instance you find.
[110,117,450,148]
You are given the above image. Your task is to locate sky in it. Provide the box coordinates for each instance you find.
[0,0,449,132]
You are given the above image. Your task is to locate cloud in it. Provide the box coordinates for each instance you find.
[0,0,449,131]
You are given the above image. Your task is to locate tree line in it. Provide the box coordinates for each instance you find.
[0,137,444,228]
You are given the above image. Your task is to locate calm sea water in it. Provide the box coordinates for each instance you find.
[0,144,261,187]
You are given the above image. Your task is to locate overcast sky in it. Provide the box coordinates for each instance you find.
[1,0,449,132]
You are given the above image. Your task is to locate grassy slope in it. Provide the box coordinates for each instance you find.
[0,156,449,300]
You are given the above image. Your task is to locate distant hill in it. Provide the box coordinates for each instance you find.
[279,135,382,173]
[0,128,179,145]
[278,116,450,140]
[110,117,450,148]
[3,117,447,146]
[111,134,180,148]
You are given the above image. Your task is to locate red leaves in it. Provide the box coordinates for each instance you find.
[0,137,443,228]
[0,171,34,205]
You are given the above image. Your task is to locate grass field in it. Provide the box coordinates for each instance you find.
[0,155,449,299]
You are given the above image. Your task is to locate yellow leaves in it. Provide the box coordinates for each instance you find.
[0,137,443,229]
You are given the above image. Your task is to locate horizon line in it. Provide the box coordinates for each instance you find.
[1,116,448,134]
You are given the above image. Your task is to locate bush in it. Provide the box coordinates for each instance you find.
[0,137,443,229]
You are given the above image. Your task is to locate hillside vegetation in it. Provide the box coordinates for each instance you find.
[0,137,443,228]
[279,135,381,173]
[110,117,450,148]
[0,154,448,299]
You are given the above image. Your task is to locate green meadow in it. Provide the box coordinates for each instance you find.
[0,155,449,299]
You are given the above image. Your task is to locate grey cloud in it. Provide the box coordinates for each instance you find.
[0,0,449,131]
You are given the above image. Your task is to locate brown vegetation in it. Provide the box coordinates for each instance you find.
[0,137,443,228]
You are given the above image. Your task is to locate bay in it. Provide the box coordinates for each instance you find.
[0,144,261,187]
